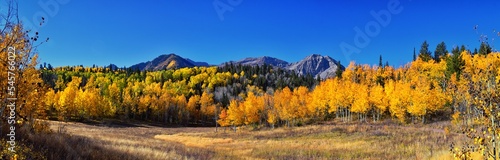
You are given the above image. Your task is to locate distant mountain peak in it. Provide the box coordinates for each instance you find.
[306,54,322,57]
[129,53,209,71]
[287,54,342,79]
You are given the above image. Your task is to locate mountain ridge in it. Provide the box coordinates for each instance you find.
[129,53,344,79]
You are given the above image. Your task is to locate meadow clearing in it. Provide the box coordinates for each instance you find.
[41,120,466,160]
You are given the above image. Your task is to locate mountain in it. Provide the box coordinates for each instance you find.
[107,64,119,70]
[220,56,289,68]
[130,54,200,71]
[220,54,343,79]
[287,54,343,79]
[186,58,210,67]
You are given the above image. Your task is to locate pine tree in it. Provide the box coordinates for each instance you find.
[479,42,492,55]
[335,61,343,78]
[413,47,417,61]
[445,50,465,80]
[434,41,448,62]
[419,41,433,62]
[379,55,383,67]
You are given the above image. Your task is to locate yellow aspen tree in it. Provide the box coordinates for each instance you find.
[351,83,370,121]
[338,80,356,122]
[274,87,293,127]
[369,84,388,121]
[159,91,172,123]
[200,91,215,120]
[326,78,341,114]
[217,108,230,127]
[175,95,188,124]
[44,88,58,117]
[87,88,102,118]
[138,95,152,119]
[264,93,277,128]
[107,82,121,116]
[227,99,244,130]
[0,18,47,129]
[408,82,428,123]
[387,80,410,123]
[187,95,201,122]
[309,82,328,117]
[292,86,310,120]
[243,92,264,125]
[58,77,81,120]
[74,89,86,118]
[122,82,137,119]
[343,61,357,82]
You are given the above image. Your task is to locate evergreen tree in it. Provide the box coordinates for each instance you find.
[335,61,343,78]
[445,47,465,80]
[451,46,460,55]
[479,42,492,55]
[413,47,417,61]
[460,45,467,53]
[418,41,432,62]
[379,55,383,67]
[434,41,448,62]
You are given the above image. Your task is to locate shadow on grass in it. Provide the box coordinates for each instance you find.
[1,120,217,160]
[26,131,215,160]
[75,119,217,129]
[27,132,144,160]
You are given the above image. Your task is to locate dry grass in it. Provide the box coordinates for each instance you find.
[45,120,215,160]
[36,120,467,159]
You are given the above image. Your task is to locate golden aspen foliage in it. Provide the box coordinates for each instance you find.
[57,77,82,120]
[326,78,341,114]
[217,108,230,127]
[343,61,357,82]
[108,82,121,104]
[386,80,410,123]
[309,81,328,117]
[243,92,264,125]
[263,93,278,127]
[175,95,188,122]
[187,95,201,121]
[0,22,46,127]
[274,87,293,126]
[291,86,311,120]
[43,88,58,113]
[200,91,216,118]
[369,84,388,117]
[226,99,245,127]
[351,83,370,114]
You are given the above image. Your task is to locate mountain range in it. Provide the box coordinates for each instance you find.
[129,53,344,79]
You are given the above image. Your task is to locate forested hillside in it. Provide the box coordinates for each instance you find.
[39,62,319,125]
[36,47,499,131]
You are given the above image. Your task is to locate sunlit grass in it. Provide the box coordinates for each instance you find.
[153,121,466,159]
[39,120,468,159]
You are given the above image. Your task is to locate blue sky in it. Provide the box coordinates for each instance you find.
[16,0,500,68]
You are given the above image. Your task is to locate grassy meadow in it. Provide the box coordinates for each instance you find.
[24,120,465,160]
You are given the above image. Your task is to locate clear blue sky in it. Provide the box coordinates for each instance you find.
[17,0,500,68]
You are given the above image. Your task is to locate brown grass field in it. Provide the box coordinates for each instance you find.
[33,120,468,160]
